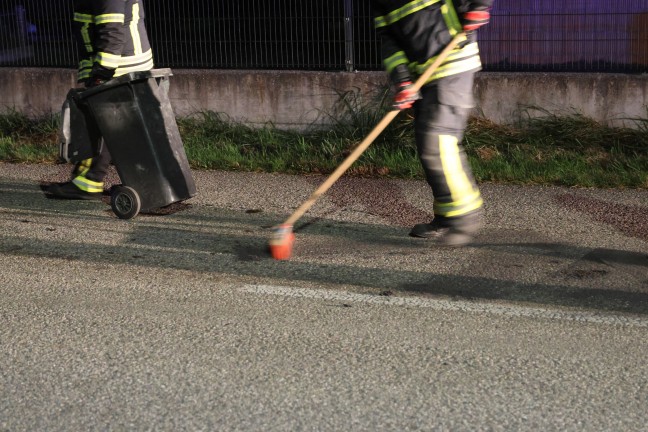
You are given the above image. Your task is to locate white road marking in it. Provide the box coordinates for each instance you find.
[240,284,648,328]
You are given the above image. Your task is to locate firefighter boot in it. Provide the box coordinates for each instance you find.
[46,181,103,200]
[409,210,483,246]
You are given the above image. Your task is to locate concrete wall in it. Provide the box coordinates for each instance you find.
[474,72,648,128]
[1,68,647,130]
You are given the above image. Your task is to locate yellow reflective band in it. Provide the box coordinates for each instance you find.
[77,159,92,177]
[429,57,481,80]
[122,50,152,64]
[383,51,409,74]
[78,68,92,78]
[72,175,104,193]
[413,41,478,73]
[434,190,481,209]
[114,58,154,77]
[438,197,483,218]
[80,22,92,53]
[113,49,154,76]
[410,42,480,82]
[441,0,463,35]
[440,4,457,36]
[439,134,477,204]
[375,0,441,28]
[96,51,122,68]
[73,13,92,23]
[94,13,125,25]
[130,3,142,55]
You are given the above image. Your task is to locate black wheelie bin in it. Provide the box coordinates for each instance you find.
[63,68,196,219]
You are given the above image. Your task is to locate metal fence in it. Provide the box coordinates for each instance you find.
[1,0,646,73]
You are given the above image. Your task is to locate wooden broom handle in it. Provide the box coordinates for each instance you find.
[282,33,467,227]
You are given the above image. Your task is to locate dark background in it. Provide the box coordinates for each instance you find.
[0,0,647,72]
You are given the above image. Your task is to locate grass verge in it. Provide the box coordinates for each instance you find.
[1,102,646,189]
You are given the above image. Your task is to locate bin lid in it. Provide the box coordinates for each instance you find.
[78,68,173,99]
[121,68,173,82]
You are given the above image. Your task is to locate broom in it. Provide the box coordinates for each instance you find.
[268,33,467,260]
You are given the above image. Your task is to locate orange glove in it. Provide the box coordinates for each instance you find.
[393,81,421,110]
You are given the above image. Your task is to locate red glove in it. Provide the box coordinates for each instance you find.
[393,82,421,110]
[462,8,490,31]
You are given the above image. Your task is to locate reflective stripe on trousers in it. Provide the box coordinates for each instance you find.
[414,73,482,218]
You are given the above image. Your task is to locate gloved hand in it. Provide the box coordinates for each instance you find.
[393,81,421,110]
[462,7,490,32]
[85,64,114,88]
[85,76,107,88]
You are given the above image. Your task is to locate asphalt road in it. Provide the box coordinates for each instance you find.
[1,162,647,431]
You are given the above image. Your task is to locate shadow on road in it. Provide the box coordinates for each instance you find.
[2,179,647,316]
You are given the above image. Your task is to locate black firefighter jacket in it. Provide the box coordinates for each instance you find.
[72,0,153,83]
[372,0,494,85]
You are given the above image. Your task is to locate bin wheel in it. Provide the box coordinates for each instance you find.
[110,186,141,220]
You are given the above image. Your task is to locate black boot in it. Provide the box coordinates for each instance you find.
[46,181,102,200]
[410,211,483,246]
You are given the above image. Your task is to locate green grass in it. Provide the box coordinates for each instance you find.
[0,109,60,163]
[1,99,647,189]
[464,113,648,188]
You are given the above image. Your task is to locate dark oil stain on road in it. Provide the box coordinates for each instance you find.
[554,193,648,242]
[307,176,432,228]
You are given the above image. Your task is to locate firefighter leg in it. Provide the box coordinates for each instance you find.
[48,109,108,200]
[410,73,483,245]
[71,135,110,194]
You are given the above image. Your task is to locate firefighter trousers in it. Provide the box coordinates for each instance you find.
[69,97,111,192]
[413,72,483,221]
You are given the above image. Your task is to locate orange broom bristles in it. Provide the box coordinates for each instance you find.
[268,224,295,260]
